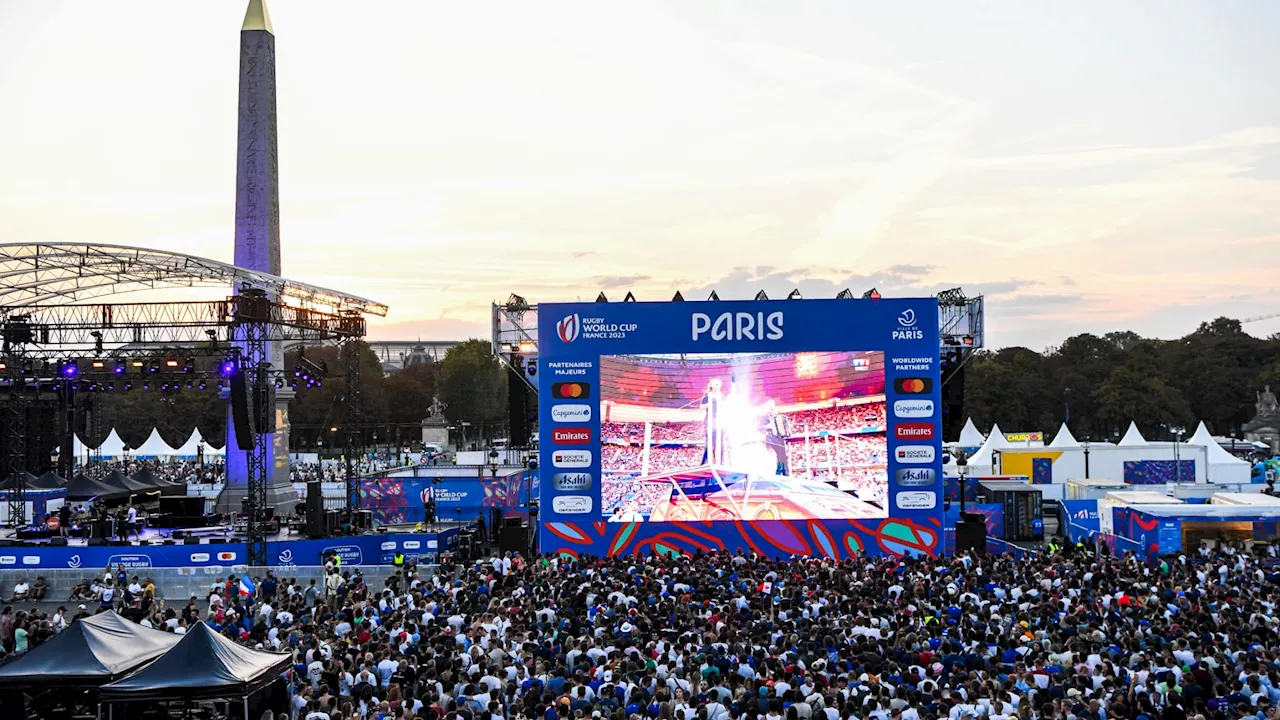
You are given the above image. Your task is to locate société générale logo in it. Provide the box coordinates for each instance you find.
[892,308,924,341]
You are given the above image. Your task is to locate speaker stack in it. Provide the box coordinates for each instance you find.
[956,512,988,555]
[499,517,528,553]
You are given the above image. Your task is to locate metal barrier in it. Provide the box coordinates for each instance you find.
[0,564,423,603]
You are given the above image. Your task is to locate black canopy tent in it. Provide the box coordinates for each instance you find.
[131,466,186,495]
[101,469,154,495]
[99,621,291,712]
[0,471,42,492]
[66,473,128,501]
[0,611,179,688]
[34,470,67,490]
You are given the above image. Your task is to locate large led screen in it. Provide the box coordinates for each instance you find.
[599,351,887,522]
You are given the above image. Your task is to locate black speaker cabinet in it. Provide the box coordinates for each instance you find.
[230,369,256,450]
[184,537,201,545]
[48,537,67,546]
[499,522,527,553]
[489,507,503,534]
[88,537,107,546]
[956,517,988,555]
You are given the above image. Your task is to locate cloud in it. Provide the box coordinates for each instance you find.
[590,274,651,289]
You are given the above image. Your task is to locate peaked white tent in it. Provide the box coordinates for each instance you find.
[957,418,985,447]
[966,423,1011,474]
[1118,422,1147,446]
[172,429,203,459]
[133,429,178,458]
[1049,423,1080,448]
[73,434,91,459]
[1185,422,1251,484]
[96,429,128,458]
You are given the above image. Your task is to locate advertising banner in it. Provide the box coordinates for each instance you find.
[538,297,942,559]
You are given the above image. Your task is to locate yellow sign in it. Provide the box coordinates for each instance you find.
[1004,432,1044,442]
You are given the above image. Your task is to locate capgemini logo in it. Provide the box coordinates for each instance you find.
[67,554,82,569]
[557,314,581,343]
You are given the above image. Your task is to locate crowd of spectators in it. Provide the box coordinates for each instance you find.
[7,541,1280,720]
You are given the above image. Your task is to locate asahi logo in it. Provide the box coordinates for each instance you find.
[553,473,593,491]
[692,311,784,341]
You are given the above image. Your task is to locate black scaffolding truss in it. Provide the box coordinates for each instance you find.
[342,324,363,517]
[0,293,369,561]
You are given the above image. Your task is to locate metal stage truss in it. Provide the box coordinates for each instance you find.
[0,243,387,566]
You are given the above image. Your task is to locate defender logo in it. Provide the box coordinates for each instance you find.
[893,400,935,418]
[557,314,581,343]
[551,496,594,514]
[551,404,592,423]
[892,308,924,341]
[894,423,935,440]
[894,446,936,464]
[552,427,591,444]
[896,491,937,510]
[553,473,594,491]
[692,311,784,341]
[895,468,937,486]
[553,450,592,468]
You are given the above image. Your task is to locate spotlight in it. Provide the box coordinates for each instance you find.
[185,381,194,390]
[183,357,194,373]
[526,360,537,377]
[91,359,107,371]
[19,360,32,375]
[220,359,237,377]
[60,360,79,377]
[114,361,126,375]
[107,382,115,391]
[90,330,104,355]
[143,382,150,390]
[148,360,160,373]
[0,361,6,372]
[164,358,180,370]
[198,381,206,390]
[131,360,145,370]
[517,341,535,354]
[123,383,132,392]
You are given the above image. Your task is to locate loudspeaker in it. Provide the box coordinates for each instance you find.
[88,537,107,546]
[506,365,530,447]
[172,529,187,539]
[489,507,503,534]
[940,348,966,444]
[184,537,200,545]
[305,482,324,537]
[48,537,67,546]
[230,370,255,450]
[499,522,527,553]
[956,518,987,555]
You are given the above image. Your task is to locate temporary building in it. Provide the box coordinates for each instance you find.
[100,620,291,702]
[133,428,178,459]
[1184,422,1252,484]
[956,418,985,447]
[0,611,179,688]
[132,465,186,495]
[96,429,128,459]
[1049,423,1080,448]
[0,471,41,491]
[1118,422,1147,447]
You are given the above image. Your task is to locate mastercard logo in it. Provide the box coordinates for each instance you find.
[894,377,932,394]
[552,382,591,399]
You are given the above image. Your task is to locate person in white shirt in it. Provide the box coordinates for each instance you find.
[12,579,30,601]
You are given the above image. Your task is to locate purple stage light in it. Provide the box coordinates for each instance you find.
[220,359,237,377]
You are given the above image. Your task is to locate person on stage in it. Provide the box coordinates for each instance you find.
[700,378,726,465]
[763,404,791,476]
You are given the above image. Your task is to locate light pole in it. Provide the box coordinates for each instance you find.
[1172,427,1184,484]
[1082,440,1091,479]
[956,449,969,514]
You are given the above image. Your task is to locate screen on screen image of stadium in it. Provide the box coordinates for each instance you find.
[599,351,888,523]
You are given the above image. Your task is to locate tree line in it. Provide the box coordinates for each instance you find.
[963,318,1280,442]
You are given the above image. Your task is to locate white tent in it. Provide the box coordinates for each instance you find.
[1118,422,1147,447]
[73,434,91,459]
[957,418,985,447]
[172,429,203,459]
[965,423,1011,474]
[96,429,128,458]
[133,428,178,458]
[1049,423,1079,448]
[1185,422,1251,484]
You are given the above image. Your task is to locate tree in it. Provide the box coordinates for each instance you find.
[438,339,507,444]
[1091,344,1193,438]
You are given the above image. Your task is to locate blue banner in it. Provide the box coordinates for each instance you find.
[0,532,459,570]
[1061,499,1100,541]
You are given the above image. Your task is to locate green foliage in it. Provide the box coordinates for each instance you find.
[438,339,507,429]
[963,317,1280,440]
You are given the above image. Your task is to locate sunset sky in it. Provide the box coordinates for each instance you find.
[2,1,1278,350]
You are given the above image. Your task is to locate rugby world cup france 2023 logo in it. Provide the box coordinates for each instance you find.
[557,314,580,343]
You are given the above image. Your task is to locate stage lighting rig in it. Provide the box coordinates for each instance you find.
[293,355,327,388]
[835,289,854,299]
[754,290,769,300]
[862,288,880,299]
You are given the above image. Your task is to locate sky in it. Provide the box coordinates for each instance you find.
[2,0,1279,351]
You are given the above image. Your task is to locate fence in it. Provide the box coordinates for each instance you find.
[0,564,420,603]
[985,536,1038,559]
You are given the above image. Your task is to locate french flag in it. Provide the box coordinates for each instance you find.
[239,576,256,597]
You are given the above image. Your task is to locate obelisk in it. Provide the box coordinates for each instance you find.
[224,0,296,513]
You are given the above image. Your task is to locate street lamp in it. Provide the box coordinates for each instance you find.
[489,448,499,477]
[1172,427,1185,484]
[1082,439,1091,479]
[955,448,969,514]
